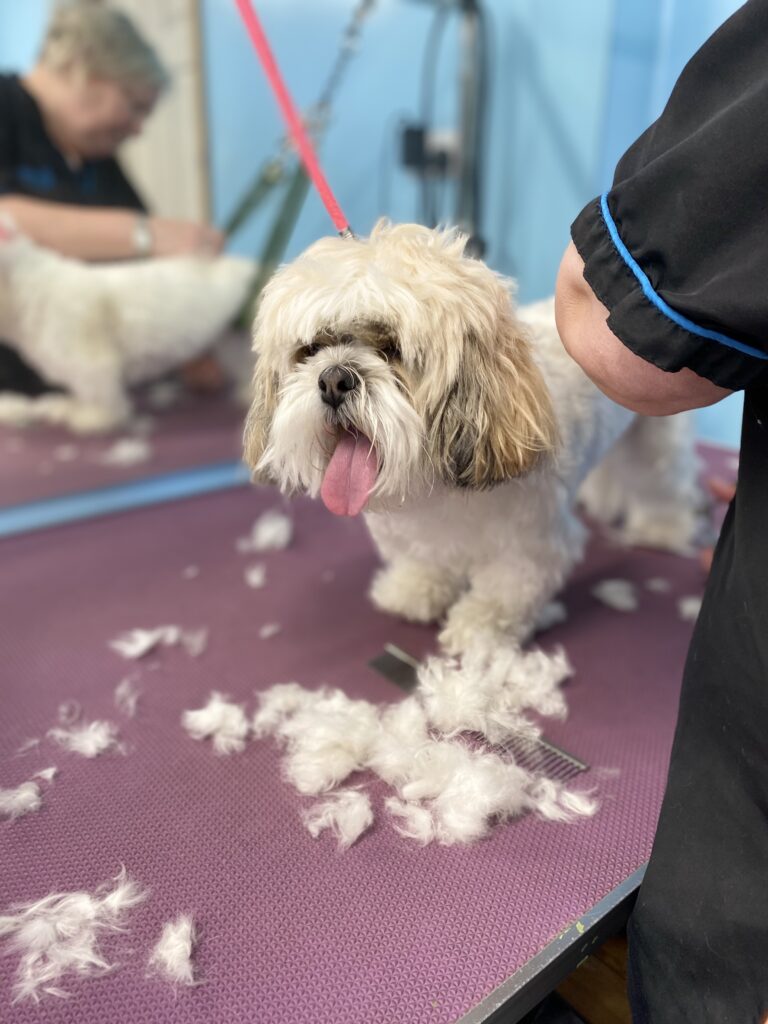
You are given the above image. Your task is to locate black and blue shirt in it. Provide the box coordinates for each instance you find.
[573,2,768,1020]
[0,73,145,211]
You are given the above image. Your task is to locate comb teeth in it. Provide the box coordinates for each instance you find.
[494,734,589,782]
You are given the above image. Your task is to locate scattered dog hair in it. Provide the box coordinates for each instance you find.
[181,629,208,658]
[148,915,197,987]
[258,623,281,640]
[98,437,152,467]
[114,677,141,718]
[678,595,703,622]
[0,867,147,1003]
[34,767,58,783]
[591,579,639,613]
[57,699,81,726]
[0,781,42,821]
[645,577,671,593]
[15,738,40,756]
[244,563,267,589]
[237,509,293,554]
[253,683,380,795]
[254,643,597,845]
[535,600,568,633]
[417,642,570,744]
[182,692,249,755]
[110,627,179,659]
[182,565,200,580]
[110,626,207,660]
[48,719,121,759]
[302,789,374,850]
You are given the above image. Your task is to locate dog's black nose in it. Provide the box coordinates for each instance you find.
[318,365,357,409]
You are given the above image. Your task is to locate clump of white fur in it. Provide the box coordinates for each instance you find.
[99,438,152,466]
[255,642,597,846]
[302,790,374,849]
[0,868,147,1003]
[417,643,569,743]
[237,510,293,553]
[0,781,42,821]
[114,677,141,717]
[591,579,638,613]
[48,719,121,758]
[148,915,197,986]
[678,595,702,622]
[253,684,380,794]
[244,563,267,588]
[109,626,207,659]
[182,692,249,755]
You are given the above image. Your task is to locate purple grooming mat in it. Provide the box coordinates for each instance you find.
[0,475,711,1023]
[0,389,244,508]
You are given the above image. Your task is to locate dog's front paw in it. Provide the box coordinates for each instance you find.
[438,595,531,655]
[370,561,461,624]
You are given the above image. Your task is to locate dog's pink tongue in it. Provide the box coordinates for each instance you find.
[321,432,378,516]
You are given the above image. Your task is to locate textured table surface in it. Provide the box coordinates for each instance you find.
[0,389,245,510]
[1,478,712,1023]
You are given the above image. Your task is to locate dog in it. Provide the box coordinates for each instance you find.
[0,221,256,432]
[244,220,698,653]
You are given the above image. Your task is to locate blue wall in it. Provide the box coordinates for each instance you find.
[0,1,48,71]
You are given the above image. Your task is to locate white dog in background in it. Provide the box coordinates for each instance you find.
[245,220,698,653]
[0,221,256,433]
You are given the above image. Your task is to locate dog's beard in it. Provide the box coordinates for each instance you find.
[259,344,425,512]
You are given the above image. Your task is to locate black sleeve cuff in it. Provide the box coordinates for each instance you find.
[571,197,768,392]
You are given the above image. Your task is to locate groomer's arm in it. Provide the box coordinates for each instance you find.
[0,194,223,261]
[555,242,731,417]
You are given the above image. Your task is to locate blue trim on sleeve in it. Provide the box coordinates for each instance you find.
[599,192,768,361]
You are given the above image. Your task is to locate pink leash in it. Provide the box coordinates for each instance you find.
[233,0,353,237]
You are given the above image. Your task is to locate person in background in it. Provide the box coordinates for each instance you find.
[555,1,768,1020]
[0,0,225,394]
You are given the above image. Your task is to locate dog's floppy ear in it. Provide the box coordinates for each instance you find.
[243,353,279,482]
[427,315,557,489]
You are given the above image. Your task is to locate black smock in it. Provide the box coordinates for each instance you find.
[0,74,146,393]
[571,2,768,1020]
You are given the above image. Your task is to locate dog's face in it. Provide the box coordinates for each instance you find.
[244,221,557,516]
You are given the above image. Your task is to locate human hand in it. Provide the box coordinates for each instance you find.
[148,217,224,257]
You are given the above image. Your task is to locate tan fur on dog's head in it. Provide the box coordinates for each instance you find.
[244,220,557,504]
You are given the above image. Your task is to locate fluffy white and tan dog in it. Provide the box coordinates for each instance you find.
[245,220,697,652]
[0,221,256,432]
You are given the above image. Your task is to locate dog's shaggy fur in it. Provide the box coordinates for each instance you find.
[245,220,698,651]
[0,224,255,432]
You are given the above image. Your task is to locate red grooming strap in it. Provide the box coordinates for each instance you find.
[234,0,351,235]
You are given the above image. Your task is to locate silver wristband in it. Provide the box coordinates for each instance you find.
[132,214,153,257]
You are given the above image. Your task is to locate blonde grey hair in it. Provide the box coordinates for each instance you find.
[40,1,170,95]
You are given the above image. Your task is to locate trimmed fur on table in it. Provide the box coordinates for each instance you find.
[253,639,597,848]
[0,868,147,1003]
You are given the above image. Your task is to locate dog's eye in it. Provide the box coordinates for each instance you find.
[381,342,400,361]
[300,342,321,360]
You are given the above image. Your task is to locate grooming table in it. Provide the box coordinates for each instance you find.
[0,388,245,510]
[1,482,708,1023]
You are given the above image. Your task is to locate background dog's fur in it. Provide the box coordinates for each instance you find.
[245,220,698,652]
[0,224,255,432]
